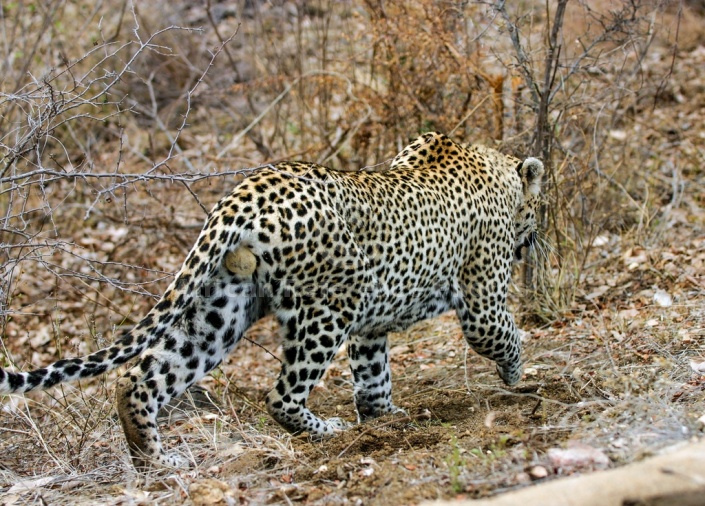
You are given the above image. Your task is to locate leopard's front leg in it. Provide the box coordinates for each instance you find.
[455,264,524,386]
[347,331,405,422]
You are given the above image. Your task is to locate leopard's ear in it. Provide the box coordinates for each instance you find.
[516,157,544,196]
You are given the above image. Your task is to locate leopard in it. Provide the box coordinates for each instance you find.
[0,132,543,470]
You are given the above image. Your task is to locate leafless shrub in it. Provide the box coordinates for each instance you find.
[483,0,682,318]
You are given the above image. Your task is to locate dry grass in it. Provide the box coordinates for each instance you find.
[1,0,704,504]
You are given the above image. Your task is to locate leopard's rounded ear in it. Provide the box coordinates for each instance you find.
[516,157,544,196]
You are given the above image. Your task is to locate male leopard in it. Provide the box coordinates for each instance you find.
[0,132,543,470]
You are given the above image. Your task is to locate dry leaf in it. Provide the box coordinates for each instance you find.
[593,235,610,247]
[585,285,610,300]
[609,130,627,140]
[618,308,640,319]
[7,476,56,494]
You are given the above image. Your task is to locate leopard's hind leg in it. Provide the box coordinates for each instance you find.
[115,280,259,469]
[115,347,206,470]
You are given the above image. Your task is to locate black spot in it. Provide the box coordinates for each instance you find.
[294,222,306,239]
[180,341,194,358]
[112,354,131,365]
[44,371,63,388]
[370,362,382,376]
[206,311,224,330]
[155,299,172,312]
[319,334,333,348]
[81,364,107,377]
[140,355,155,373]
[282,296,295,310]
[26,369,48,387]
[88,350,107,364]
[223,327,236,345]
[64,364,81,376]
[284,347,297,364]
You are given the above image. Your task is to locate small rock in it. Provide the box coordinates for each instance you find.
[653,289,673,307]
[609,130,627,141]
[690,360,705,375]
[548,442,610,471]
[189,478,236,506]
[528,465,548,479]
[515,472,532,484]
[592,235,610,247]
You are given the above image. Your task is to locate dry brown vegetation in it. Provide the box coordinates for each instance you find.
[0,0,704,504]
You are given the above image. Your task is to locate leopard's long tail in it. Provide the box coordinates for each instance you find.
[0,247,232,395]
[0,325,154,395]
[0,193,256,396]
[0,237,229,396]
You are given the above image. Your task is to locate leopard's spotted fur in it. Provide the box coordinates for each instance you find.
[0,132,543,469]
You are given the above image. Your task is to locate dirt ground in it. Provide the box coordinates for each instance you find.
[2,250,704,506]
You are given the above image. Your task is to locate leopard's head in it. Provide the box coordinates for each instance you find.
[514,157,544,262]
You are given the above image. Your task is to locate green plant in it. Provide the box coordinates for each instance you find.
[445,436,467,494]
